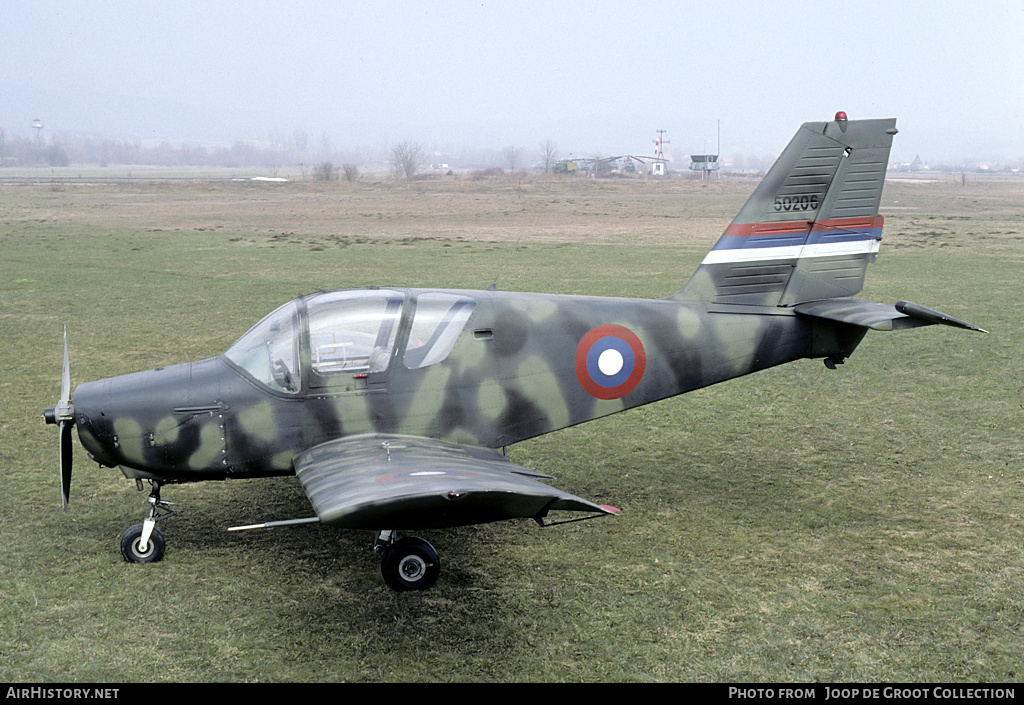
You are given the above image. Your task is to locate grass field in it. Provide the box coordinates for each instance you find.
[1,172,1022,682]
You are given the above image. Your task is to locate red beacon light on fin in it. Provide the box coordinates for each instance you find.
[835,111,848,122]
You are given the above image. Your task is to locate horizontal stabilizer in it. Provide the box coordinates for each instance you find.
[794,298,986,332]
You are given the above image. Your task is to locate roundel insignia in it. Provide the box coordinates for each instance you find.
[575,324,647,400]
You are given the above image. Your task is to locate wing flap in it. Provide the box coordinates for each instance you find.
[293,435,616,530]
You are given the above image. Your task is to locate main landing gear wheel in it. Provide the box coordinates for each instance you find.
[120,523,166,563]
[380,537,441,591]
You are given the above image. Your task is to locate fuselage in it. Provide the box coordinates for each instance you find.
[72,287,863,484]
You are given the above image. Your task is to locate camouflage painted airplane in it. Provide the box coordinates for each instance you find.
[44,113,984,591]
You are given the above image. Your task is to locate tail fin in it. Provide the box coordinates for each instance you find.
[674,113,898,306]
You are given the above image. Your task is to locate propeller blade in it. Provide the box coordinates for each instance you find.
[60,326,71,404]
[47,327,75,510]
[59,419,73,511]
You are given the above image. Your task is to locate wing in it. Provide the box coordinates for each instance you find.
[293,434,618,530]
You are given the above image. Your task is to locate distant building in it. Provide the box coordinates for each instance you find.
[689,154,720,177]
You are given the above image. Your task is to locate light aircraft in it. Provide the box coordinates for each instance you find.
[44,113,984,591]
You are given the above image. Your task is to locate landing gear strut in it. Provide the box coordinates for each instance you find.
[120,481,176,563]
[374,530,440,591]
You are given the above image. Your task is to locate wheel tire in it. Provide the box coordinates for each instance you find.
[381,537,440,591]
[120,523,166,563]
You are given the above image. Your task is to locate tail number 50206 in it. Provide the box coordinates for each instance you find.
[774,195,819,212]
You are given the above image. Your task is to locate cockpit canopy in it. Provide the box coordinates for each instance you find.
[307,289,403,378]
[223,289,476,394]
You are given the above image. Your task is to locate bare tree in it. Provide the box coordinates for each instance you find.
[318,131,332,159]
[341,163,360,182]
[292,129,309,157]
[539,139,558,172]
[312,161,336,181]
[390,141,424,179]
[503,145,521,172]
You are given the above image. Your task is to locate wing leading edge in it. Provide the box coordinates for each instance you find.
[293,435,618,530]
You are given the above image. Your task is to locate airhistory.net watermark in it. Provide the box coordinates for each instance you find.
[6,688,119,700]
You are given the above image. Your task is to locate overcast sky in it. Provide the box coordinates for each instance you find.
[3,0,1022,163]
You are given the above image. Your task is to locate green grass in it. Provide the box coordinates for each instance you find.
[1,175,1022,682]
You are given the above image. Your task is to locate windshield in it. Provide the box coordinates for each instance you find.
[223,300,300,393]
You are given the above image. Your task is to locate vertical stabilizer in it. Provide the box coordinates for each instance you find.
[674,114,897,306]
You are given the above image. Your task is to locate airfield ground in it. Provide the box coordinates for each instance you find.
[1,171,1021,682]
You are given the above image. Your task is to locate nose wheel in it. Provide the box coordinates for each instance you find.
[120,481,176,564]
[374,531,440,591]
[120,522,165,563]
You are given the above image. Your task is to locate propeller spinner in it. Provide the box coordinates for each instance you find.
[42,328,75,510]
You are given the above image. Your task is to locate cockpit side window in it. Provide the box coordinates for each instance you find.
[306,290,404,375]
[404,293,476,369]
[223,301,300,393]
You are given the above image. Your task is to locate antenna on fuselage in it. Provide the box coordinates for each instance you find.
[488,229,526,291]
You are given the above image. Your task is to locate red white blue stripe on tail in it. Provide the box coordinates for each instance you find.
[701,216,884,265]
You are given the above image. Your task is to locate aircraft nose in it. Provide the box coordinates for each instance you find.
[72,361,220,468]
[71,377,118,467]
[71,359,231,474]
